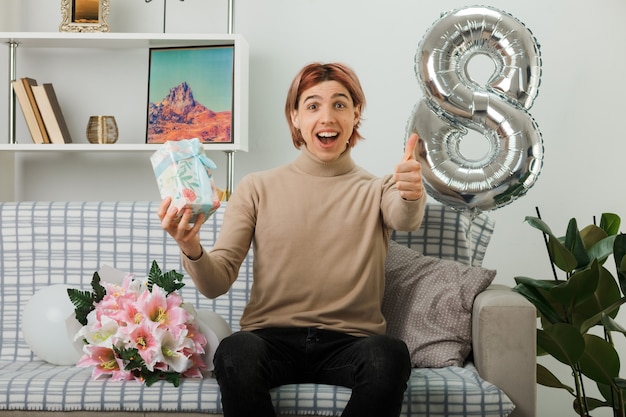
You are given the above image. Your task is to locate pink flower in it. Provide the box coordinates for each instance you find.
[124,320,162,370]
[185,322,207,354]
[136,285,189,333]
[77,345,132,381]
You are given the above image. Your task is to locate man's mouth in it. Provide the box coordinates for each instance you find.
[317,131,338,145]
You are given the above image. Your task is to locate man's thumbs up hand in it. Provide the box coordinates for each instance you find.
[394,133,424,201]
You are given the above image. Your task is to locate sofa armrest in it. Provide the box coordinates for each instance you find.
[472,284,537,417]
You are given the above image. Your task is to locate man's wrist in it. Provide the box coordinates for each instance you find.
[182,246,203,261]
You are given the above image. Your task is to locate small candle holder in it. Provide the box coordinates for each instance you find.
[86,115,118,144]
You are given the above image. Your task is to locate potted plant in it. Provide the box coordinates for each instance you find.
[513,211,626,416]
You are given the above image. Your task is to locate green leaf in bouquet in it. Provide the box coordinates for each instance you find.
[162,371,182,387]
[140,369,181,387]
[147,260,185,295]
[142,370,161,387]
[67,271,107,325]
[67,288,95,326]
[91,271,106,303]
[113,345,145,371]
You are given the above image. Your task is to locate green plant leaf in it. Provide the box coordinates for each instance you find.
[579,334,620,386]
[548,237,579,273]
[566,218,591,269]
[514,276,556,291]
[581,224,608,250]
[614,234,626,296]
[525,216,578,273]
[615,378,626,390]
[525,216,555,235]
[537,323,585,366]
[579,297,626,335]
[600,213,621,236]
[549,260,600,308]
[602,313,626,335]
[537,363,575,394]
[572,266,622,330]
[574,396,609,413]
[513,279,564,324]
[597,381,626,413]
[587,234,616,266]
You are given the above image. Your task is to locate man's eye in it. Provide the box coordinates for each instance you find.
[307,104,318,110]
[335,102,346,109]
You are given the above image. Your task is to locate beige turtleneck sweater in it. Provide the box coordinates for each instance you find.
[183,147,426,337]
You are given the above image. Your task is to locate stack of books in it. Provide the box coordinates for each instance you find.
[11,77,73,144]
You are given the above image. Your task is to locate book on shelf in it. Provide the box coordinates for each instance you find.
[31,83,73,144]
[11,77,51,144]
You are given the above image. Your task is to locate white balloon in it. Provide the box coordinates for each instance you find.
[195,309,232,372]
[22,284,83,366]
[195,309,232,342]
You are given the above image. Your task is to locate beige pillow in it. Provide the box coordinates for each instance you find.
[383,240,496,368]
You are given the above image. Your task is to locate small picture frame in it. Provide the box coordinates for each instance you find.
[146,45,235,145]
[60,0,110,33]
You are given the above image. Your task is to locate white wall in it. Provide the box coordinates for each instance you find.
[2,0,626,415]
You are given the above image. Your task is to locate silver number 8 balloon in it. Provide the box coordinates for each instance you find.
[407,6,543,214]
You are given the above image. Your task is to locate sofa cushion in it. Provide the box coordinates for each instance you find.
[0,361,513,416]
[383,240,496,367]
[391,203,495,267]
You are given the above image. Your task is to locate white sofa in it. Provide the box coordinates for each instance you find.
[0,201,536,417]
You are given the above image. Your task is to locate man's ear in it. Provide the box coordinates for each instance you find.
[354,105,361,126]
[291,110,299,129]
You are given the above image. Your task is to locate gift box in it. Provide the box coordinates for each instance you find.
[150,138,220,223]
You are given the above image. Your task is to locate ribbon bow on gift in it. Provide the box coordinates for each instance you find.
[152,138,217,179]
[170,138,217,171]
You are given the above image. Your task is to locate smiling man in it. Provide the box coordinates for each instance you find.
[158,62,427,417]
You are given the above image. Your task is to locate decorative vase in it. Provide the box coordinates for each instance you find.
[86,115,118,144]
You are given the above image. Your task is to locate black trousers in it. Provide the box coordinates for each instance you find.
[213,327,411,417]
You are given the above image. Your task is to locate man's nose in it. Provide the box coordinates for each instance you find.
[319,106,335,123]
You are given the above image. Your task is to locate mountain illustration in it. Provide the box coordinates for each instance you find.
[147,81,232,143]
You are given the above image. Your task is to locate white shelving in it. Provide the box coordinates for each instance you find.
[1,31,249,201]
[0,144,183,152]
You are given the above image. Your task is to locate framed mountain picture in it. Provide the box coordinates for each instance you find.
[146,45,235,144]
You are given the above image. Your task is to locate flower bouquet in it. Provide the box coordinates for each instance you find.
[67,261,207,387]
